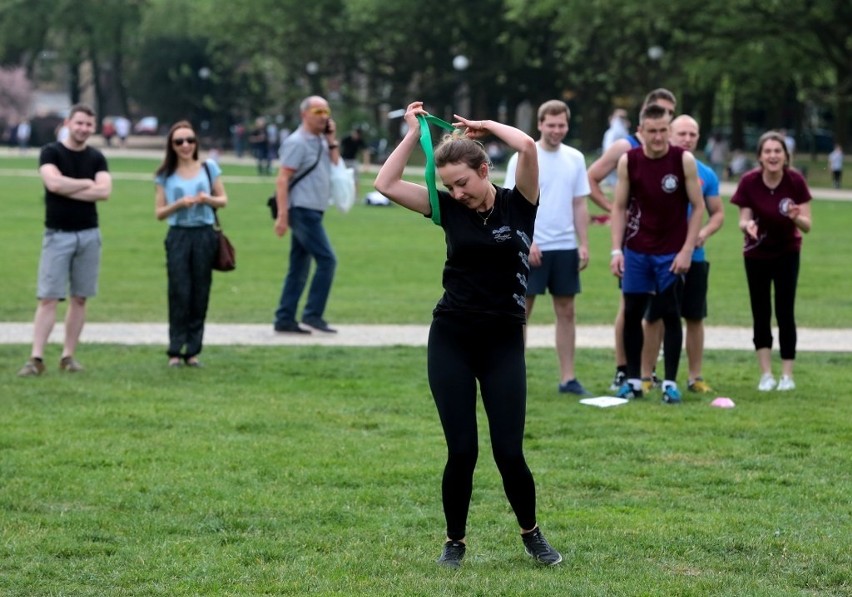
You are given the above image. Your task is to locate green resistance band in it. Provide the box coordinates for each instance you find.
[416,114,456,225]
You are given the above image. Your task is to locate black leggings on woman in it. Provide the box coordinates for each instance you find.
[744,252,800,360]
[427,313,536,541]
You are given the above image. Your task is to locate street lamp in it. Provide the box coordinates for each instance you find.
[305,61,320,94]
[452,55,470,72]
[452,55,470,117]
[646,46,664,90]
[198,67,212,132]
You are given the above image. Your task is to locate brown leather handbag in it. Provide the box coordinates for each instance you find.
[203,162,235,272]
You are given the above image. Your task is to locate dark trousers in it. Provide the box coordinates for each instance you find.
[427,313,536,541]
[165,226,218,359]
[744,253,800,359]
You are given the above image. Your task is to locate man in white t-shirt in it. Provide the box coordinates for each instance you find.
[504,99,591,395]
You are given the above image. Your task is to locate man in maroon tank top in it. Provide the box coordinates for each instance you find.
[609,104,705,403]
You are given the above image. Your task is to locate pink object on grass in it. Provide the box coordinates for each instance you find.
[710,397,736,409]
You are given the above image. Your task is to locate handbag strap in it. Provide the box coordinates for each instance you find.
[416,114,456,226]
[201,161,222,228]
[288,140,324,191]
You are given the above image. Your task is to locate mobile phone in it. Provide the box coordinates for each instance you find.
[324,121,332,134]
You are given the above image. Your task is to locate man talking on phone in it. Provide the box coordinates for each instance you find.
[273,95,340,334]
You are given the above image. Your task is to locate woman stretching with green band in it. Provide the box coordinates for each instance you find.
[374,101,563,568]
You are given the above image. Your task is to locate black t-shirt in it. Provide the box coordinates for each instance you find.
[433,185,537,323]
[340,134,366,160]
[40,142,109,231]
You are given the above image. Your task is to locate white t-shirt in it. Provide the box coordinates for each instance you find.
[504,143,590,251]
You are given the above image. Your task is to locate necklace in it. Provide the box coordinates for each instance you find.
[478,203,495,225]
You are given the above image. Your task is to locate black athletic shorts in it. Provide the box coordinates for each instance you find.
[527,249,581,296]
[645,260,709,321]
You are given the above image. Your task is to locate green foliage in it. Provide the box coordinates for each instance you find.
[3,0,851,149]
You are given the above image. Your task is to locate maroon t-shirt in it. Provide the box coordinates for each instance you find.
[730,168,811,259]
[624,145,689,255]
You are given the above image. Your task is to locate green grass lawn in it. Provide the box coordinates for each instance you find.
[2,154,851,327]
[2,155,850,595]
[1,345,850,596]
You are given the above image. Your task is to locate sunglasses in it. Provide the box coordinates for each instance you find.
[308,108,331,116]
[173,137,197,146]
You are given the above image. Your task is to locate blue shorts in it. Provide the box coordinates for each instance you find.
[527,249,581,296]
[622,247,681,294]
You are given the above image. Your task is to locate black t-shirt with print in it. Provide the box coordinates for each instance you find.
[433,185,537,323]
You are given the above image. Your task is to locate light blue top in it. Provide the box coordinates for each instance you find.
[691,159,719,262]
[279,126,331,212]
[155,159,221,227]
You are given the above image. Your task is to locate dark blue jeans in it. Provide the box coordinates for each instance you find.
[275,207,337,325]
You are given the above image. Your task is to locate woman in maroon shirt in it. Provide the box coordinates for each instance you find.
[731,131,812,392]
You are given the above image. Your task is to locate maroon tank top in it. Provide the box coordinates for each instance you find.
[624,145,689,255]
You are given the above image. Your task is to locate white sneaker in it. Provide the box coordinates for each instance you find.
[758,373,777,392]
[777,375,796,391]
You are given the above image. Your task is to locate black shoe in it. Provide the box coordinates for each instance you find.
[274,321,311,334]
[609,369,626,392]
[436,540,466,568]
[522,527,562,566]
[302,317,337,334]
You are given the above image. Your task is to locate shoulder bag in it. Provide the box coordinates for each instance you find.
[203,162,236,272]
[267,141,324,219]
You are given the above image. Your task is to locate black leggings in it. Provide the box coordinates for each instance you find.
[624,278,684,381]
[427,313,536,541]
[744,253,800,359]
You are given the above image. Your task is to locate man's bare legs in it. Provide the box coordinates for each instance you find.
[31,299,59,359]
[552,295,577,384]
[641,318,663,383]
[685,318,704,382]
[63,296,87,359]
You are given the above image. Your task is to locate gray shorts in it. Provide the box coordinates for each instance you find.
[527,249,581,296]
[37,228,101,300]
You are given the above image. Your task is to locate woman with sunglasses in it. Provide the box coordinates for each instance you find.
[375,101,562,568]
[155,121,228,367]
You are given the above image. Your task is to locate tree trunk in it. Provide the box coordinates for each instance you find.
[731,91,745,151]
[68,61,80,105]
[836,67,850,148]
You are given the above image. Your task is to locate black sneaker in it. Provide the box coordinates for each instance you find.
[302,317,337,334]
[609,369,626,392]
[274,321,311,334]
[436,540,466,568]
[521,528,562,566]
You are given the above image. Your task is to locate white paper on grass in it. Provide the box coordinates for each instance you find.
[579,396,630,408]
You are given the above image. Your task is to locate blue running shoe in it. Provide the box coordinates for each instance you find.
[662,385,682,404]
[559,378,590,395]
[616,382,643,399]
